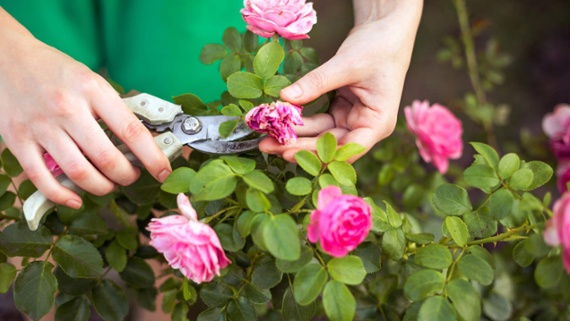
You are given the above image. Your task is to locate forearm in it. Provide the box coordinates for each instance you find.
[352,0,423,25]
[0,6,34,37]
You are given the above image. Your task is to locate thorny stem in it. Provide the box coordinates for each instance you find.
[203,205,240,224]
[453,0,498,149]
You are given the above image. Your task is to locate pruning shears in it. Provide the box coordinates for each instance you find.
[23,93,261,230]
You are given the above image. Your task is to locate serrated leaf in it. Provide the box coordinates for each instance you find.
[263,214,300,261]
[382,228,406,260]
[200,44,227,64]
[53,235,103,278]
[246,188,271,212]
[327,256,366,285]
[417,296,456,321]
[316,132,337,163]
[322,280,356,321]
[189,160,237,201]
[457,254,494,285]
[498,153,520,179]
[414,244,452,269]
[295,151,322,176]
[0,174,10,196]
[252,259,283,289]
[264,75,291,97]
[403,269,445,301]
[534,256,564,288]
[282,288,316,321]
[446,278,481,321]
[53,267,96,296]
[482,292,512,321]
[509,168,533,190]
[197,307,225,321]
[221,104,243,117]
[328,161,356,186]
[470,142,499,168]
[293,263,328,305]
[464,208,497,238]
[445,216,469,247]
[334,143,366,162]
[14,261,57,321]
[254,41,285,79]
[432,184,472,216]
[218,119,240,139]
[200,282,234,308]
[161,167,196,194]
[1,148,23,177]
[286,177,313,196]
[0,222,53,258]
[464,164,500,191]
[513,240,533,267]
[0,262,16,293]
[119,257,155,289]
[227,297,256,321]
[276,245,313,273]
[221,156,256,174]
[521,161,553,191]
[223,27,242,52]
[227,72,263,99]
[242,170,274,193]
[92,279,129,321]
[55,296,91,321]
[487,189,514,220]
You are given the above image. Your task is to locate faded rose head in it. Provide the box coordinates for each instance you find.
[307,186,372,257]
[542,104,570,193]
[543,192,570,273]
[241,0,317,40]
[43,153,63,177]
[245,101,304,145]
[404,100,463,174]
[147,193,231,284]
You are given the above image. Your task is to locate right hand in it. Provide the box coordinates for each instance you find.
[0,14,171,209]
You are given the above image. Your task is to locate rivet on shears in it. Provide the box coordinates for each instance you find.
[182,117,202,135]
[163,137,173,145]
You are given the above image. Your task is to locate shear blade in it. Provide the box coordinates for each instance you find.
[190,137,264,154]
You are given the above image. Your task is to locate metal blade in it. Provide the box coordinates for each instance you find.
[190,137,264,154]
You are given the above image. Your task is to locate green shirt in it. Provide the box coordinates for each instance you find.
[1,1,245,102]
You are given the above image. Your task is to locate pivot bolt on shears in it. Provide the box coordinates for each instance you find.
[23,93,262,230]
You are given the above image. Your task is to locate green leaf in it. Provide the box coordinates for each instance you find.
[457,254,494,286]
[221,104,242,117]
[487,189,514,220]
[53,235,103,278]
[105,241,127,273]
[482,292,512,321]
[246,188,271,212]
[227,297,256,321]
[68,211,108,236]
[13,261,57,321]
[382,228,406,260]
[293,263,328,305]
[161,168,196,194]
[463,208,497,238]
[0,262,16,293]
[318,173,339,188]
[92,279,129,321]
[284,51,303,74]
[322,280,356,321]
[254,41,285,79]
[295,151,322,177]
[432,184,472,216]
[244,283,271,304]
[119,257,155,289]
[385,202,403,228]
[173,93,208,113]
[353,242,382,273]
[190,160,237,201]
[243,30,259,52]
[162,289,177,314]
[55,296,91,321]
[468,245,495,269]
[0,222,53,258]
[405,233,435,245]
[521,161,553,191]
[220,54,242,82]
[317,132,337,163]
[123,171,161,205]
[414,244,452,270]
[18,179,38,200]
[300,47,318,63]
[524,233,550,258]
[262,214,301,261]
[1,148,23,177]
[446,278,481,321]
[403,269,445,301]
[0,174,10,196]
[0,191,16,211]
[214,223,245,252]
[498,153,520,179]
[197,307,225,321]
[328,161,357,186]
[444,216,469,247]
[534,256,564,288]
[200,44,227,64]
[236,211,256,237]
[227,71,264,99]
[282,288,316,321]
[242,170,274,193]
[221,156,256,175]
[327,256,366,285]
[464,164,500,191]
[218,119,240,139]
[417,296,456,321]
[276,245,313,273]
[200,282,234,307]
[54,267,96,296]
[509,168,534,190]
[470,142,500,169]
[264,75,291,97]
[252,259,283,289]
[286,177,313,196]
[239,100,255,113]
[172,302,190,321]
[513,240,533,267]
[223,27,242,52]
[334,143,366,162]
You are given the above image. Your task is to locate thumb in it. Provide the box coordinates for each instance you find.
[280,57,355,105]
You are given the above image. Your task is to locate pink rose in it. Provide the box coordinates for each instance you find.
[307,186,372,257]
[404,100,463,174]
[542,104,570,193]
[43,153,63,177]
[241,0,317,40]
[542,104,570,138]
[543,192,570,273]
[245,101,304,145]
[147,193,231,284]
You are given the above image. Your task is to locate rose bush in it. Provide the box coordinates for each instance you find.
[0,1,568,321]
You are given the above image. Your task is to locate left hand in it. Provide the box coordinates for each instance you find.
[259,0,423,163]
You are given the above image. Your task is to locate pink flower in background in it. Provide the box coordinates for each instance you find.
[43,153,63,177]
[542,104,570,138]
[542,104,570,193]
[147,193,231,284]
[543,192,570,273]
[241,0,317,40]
[307,186,372,257]
[245,101,304,145]
[404,100,463,174]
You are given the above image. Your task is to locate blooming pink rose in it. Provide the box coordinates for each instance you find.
[404,100,463,174]
[43,153,63,177]
[245,101,304,145]
[307,186,372,257]
[543,192,570,273]
[542,104,570,138]
[147,193,231,284]
[241,0,317,40]
[542,104,570,193]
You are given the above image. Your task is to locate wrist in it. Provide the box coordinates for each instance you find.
[352,0,423,25]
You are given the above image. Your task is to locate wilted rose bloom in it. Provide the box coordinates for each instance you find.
[43,153,63,177]
[147,193,231,284]
[543,192,570,273]
[404,100,463,174]
[542,104,570,193]
[307,186,372,257]
[241,0,317,40]
[245,101,304,145]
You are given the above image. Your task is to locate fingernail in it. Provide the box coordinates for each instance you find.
[282,84,303,98]
[158,169,171,183]
[66,199,82,209]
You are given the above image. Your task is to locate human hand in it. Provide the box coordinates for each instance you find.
[259,0,423,162]
[0,9,171,209]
